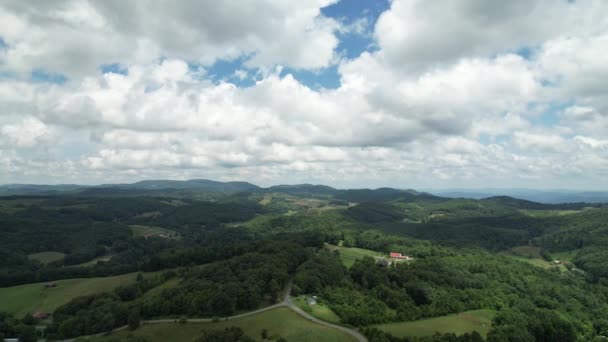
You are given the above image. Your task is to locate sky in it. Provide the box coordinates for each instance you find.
[0,0,607,189]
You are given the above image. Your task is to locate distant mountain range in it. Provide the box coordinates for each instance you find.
[1,180,607,204]
[428,189,608,204]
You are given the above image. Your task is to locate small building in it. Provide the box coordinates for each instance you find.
[389,252,411,260]
[306,297,317,305]
[32,311,50,320]
[554,260,561,264]
[43,283,56,288]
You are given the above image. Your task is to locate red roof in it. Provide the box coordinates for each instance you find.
[389,252,402,257]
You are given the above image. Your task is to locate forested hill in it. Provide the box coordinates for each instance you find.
[1,180,605,207]
[481,196,604,210]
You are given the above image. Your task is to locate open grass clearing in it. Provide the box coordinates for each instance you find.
[75,254,115,267]
[326,244,385,268]
[520,209,583,217]
[293,296,341,324]
[89,307,357,342]
[510,245,542,258]
[0,272,157,317]
[375,309,495,338]
[129,225,179,239]
[27,251,65,264]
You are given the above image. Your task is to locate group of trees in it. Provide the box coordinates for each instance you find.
[0,312,38,342]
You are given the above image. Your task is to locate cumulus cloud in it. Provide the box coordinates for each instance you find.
[0,0,340,77]
[374,0,607,72]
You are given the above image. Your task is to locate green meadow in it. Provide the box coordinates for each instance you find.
[27,251,66,264]
[375,309,495,338]
[0,272,150,317]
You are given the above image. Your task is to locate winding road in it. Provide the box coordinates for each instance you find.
[62,280,368,342]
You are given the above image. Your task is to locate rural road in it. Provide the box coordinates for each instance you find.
[61,280,368,342]
[282,281,368,342]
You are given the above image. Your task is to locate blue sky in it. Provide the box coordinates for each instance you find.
[0,0,607,189]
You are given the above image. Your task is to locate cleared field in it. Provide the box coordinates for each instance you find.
[129,225,179,238]
[27,251,66,264]
[553,250,578,262]
[520,209,582,217]
[293,296,341,324]
[327,244,385,268]
[498,246,571,271]
[375,309,495,338]
[259,194,273,205]
[0,272,151,317]
[75,254,115,267]
[92,307,356,342]
[510,245,541,258]
[141,278,181,299]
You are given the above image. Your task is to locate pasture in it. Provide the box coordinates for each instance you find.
[0,272,151,317]
[91,307,356,342]
[375,309,495,338]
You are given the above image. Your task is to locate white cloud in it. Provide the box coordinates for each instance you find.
[0,0,341,77]
[374,0,607,72]
[0,117,54,148]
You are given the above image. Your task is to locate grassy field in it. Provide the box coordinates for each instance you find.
[553,250,578,262]
[75,254,115,267]
[327,244,385,268]
[27,251,66,264]
[500,246,569,271]
[375,309,495,338]
[129,225,179,238]
[510,245,542,258]
[293,296,341,324]
[91,307,356,342]
[141,278,181,299]
[0,272,151,317]
[259,194,273,205]
[520,209,582,217]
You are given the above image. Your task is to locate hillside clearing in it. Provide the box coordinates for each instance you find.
[293,296,341,324]
[27,251,65,264]
[129,225,179,238]
[326,244,385,268]
[0,272,154,317]
[375,309,495,338]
